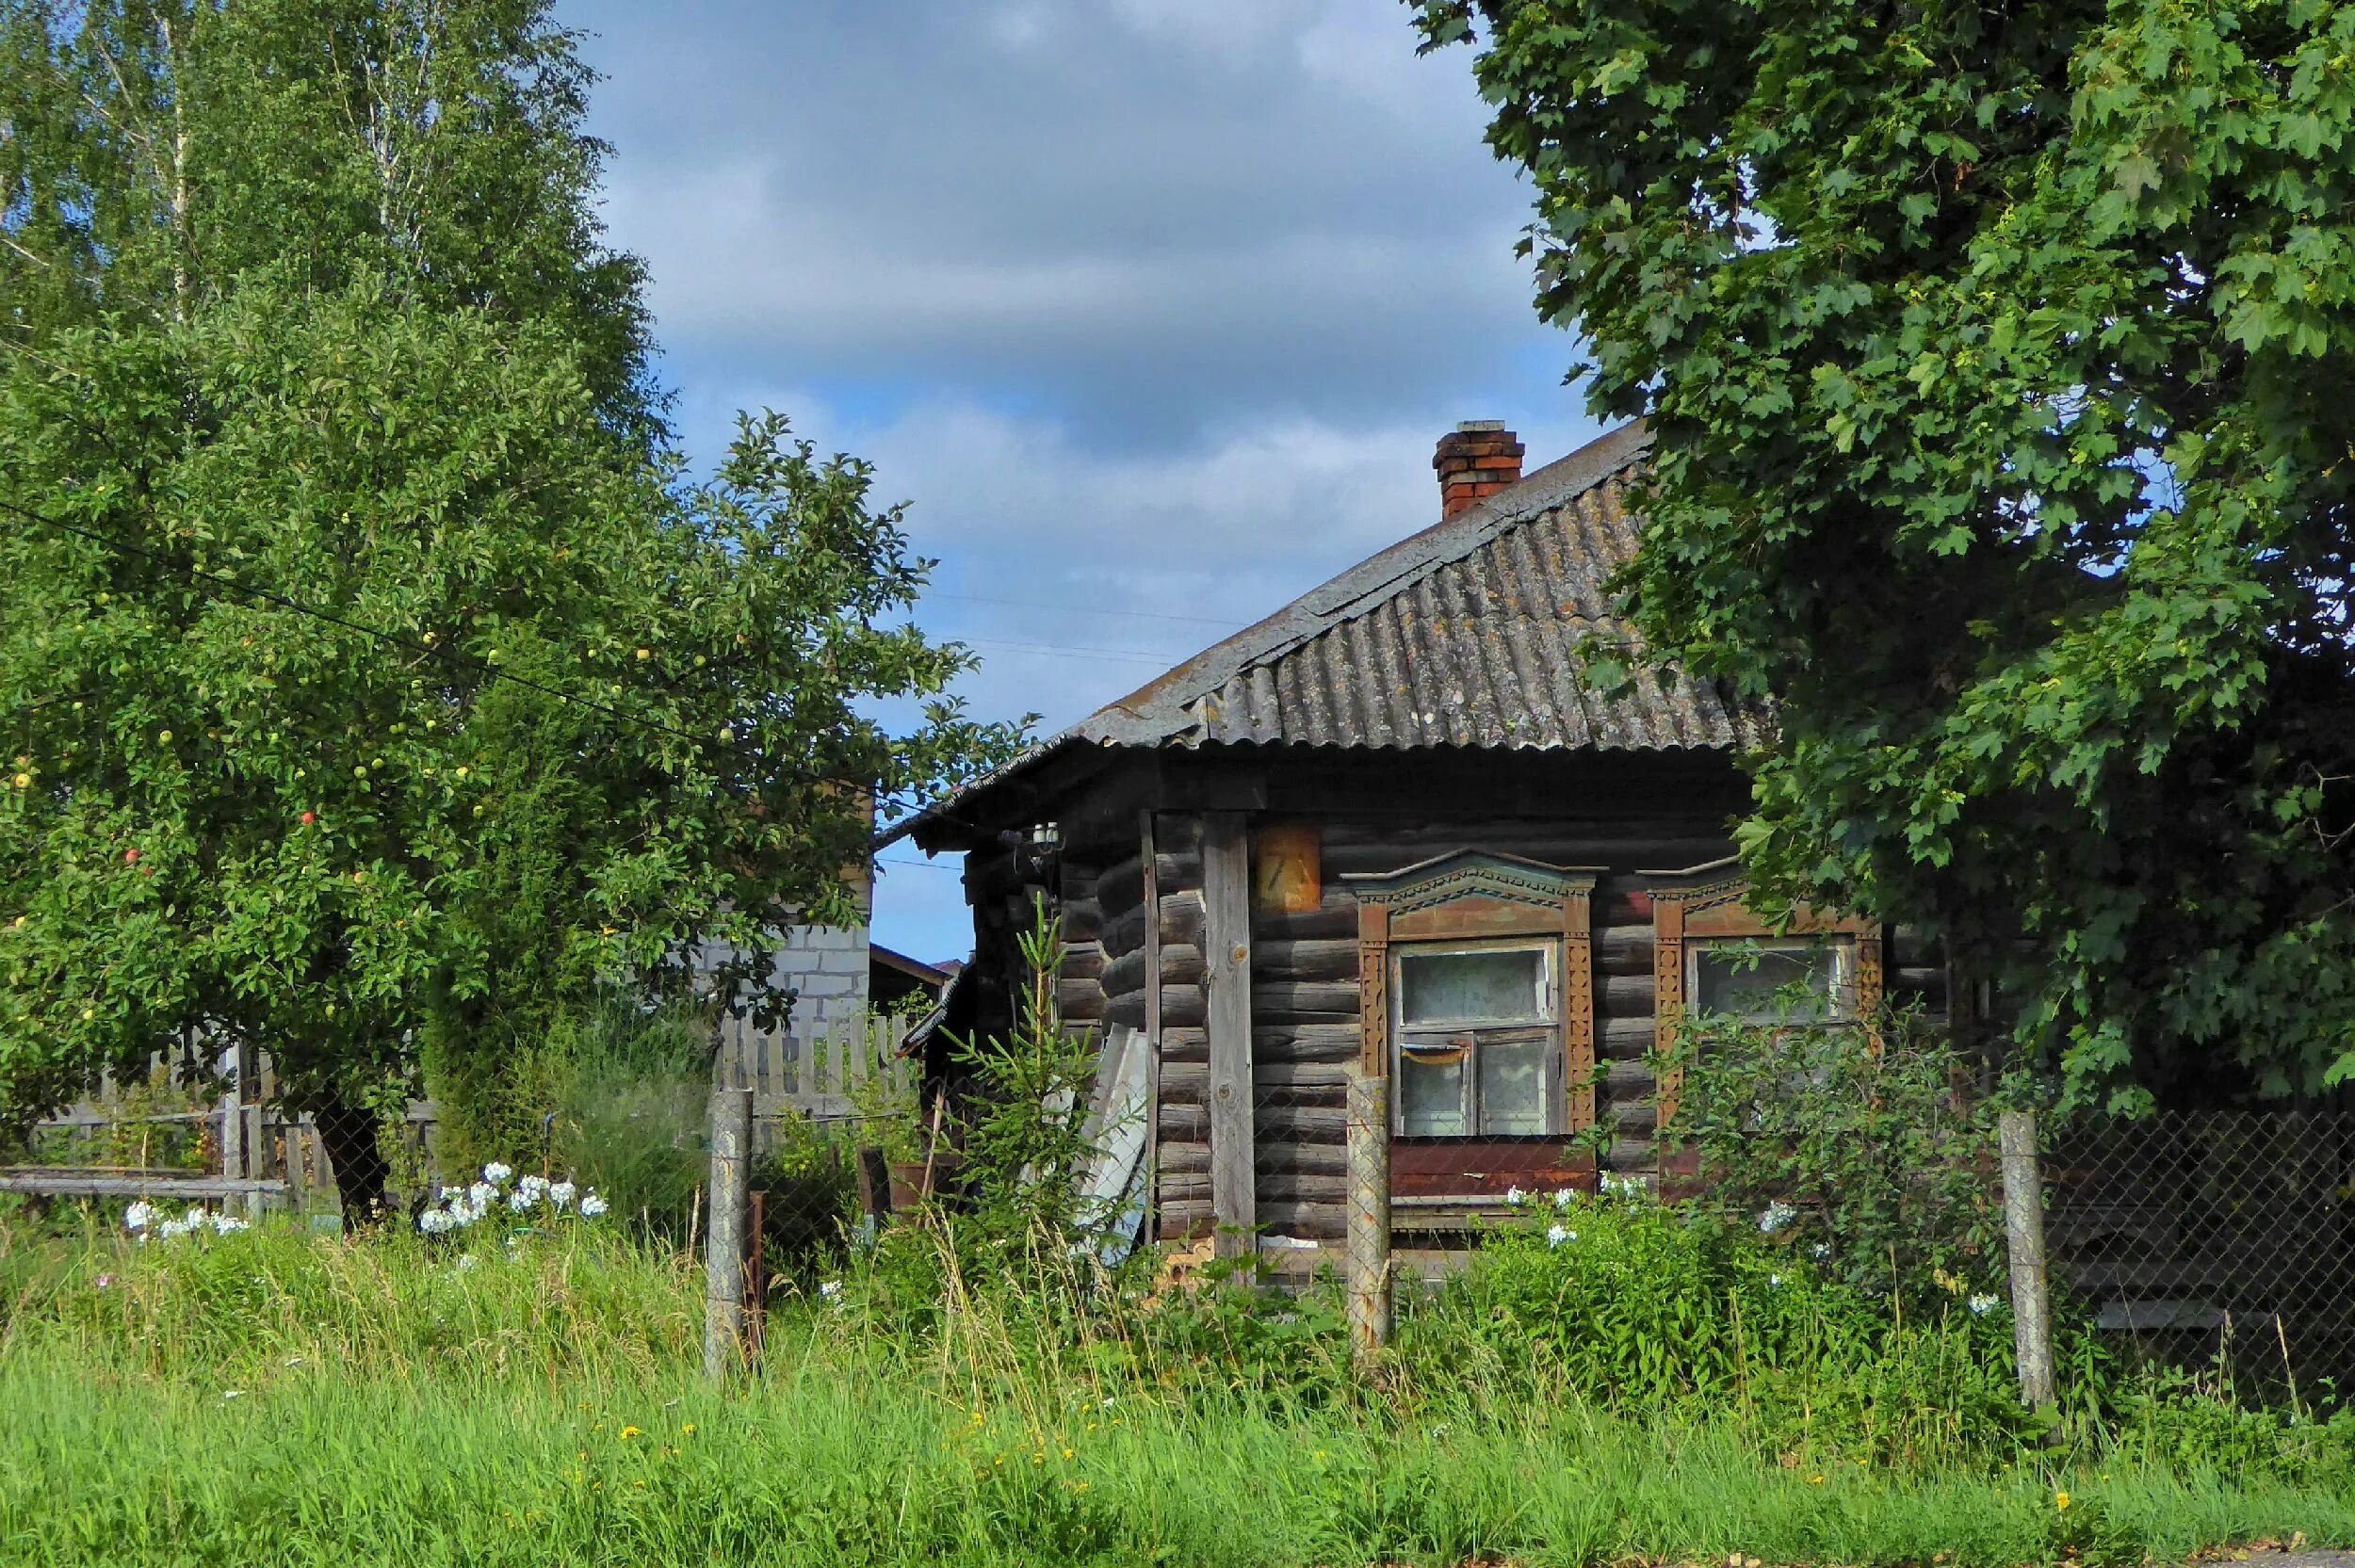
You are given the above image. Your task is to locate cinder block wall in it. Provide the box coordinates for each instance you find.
[771,922,872,1044]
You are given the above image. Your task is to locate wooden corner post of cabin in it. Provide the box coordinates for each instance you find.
[1202,811,1256,1258]
[704,1086,755,1380]
[1998,1107,2057,1412]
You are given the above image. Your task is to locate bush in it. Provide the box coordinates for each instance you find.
[1405,1186,2028,1466]
[1672,960,2006,1301]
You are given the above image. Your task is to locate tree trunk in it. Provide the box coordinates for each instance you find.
[313,1093,392,1220]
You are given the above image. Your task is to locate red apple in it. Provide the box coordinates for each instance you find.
[300,811,317,826]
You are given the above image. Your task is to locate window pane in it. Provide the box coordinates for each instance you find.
[1398,1043,1470,1136]
[1690,942,1851,1022]
[1478,1034,1551,1135]
[1399,948,1547,1025]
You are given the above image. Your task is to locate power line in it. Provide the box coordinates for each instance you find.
[931,590,1247,631]
[965,637,1180,666]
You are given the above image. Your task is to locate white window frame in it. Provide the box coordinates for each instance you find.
[1390,937,1563,1138]
[1683,936,1859,1026]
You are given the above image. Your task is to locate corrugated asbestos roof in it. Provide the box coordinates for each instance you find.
[889,422,1766,845]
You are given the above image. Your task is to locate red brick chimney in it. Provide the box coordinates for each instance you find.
[1434,420,1525,519]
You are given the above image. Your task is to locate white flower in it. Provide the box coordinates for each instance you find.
[1551,1188,1576,1211]
[417,1209,456,1236]
[1546,1224,1573,1248]
[124,1200,155,1232]
[517,1174,548,1204]
[1503,1187,1526,1207]
[481,1162,513,1186]
[1969,1293,2002,1317]
[1769,1273,1785,1288]
[1811,1242,1832,1260]
[209,1214,249,1235]
[549,1180,577,1211]
[507,1188,534,1213]
[467,1181,497,1210]
[818,1280,843,1305]
[456,1254,479,1271]
[437,1186,460,1202]
[1758,1201,1797,1236]
[578,1191,609,1219]
[221,1390,244,1400]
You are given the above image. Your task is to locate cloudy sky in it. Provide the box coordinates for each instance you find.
[557,0,1608,962]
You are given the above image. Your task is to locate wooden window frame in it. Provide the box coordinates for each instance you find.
[1391,937,1561,1138]
[1650,878,1883,1173]
[1342,851,1600,1141]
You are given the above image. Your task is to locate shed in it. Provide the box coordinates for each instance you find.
[897,421,1943,1261]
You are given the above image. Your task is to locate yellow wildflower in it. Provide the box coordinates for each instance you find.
[621,1426,642,1441]
[2055,1492,2071,1511]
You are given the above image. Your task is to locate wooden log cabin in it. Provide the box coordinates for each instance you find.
[893,420,1944,1263]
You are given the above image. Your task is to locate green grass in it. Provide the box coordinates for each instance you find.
[3,1217,2352,1566]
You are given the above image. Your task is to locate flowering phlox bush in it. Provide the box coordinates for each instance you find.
[416,1164,607,1236]
[122,1199,251,1242]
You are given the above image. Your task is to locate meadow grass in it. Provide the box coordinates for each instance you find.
[4,1217,2352,1567]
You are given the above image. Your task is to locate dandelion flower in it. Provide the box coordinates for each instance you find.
[620,1426,641,1440]
[1809,1475,1827,1485]
[2055,1492,2071,1511]
[681,1424,694,1436]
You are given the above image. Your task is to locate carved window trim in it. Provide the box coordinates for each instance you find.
[1342,851,1600,1140]
[1650,878,1883,1171]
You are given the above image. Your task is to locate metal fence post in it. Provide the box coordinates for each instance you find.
[1345,1072,1391,1363]
[1999,1107,2057,1409]
[704,1087,754,1381]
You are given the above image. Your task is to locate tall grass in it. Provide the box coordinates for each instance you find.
[6,1346,2353,1568]
[6,1213,2354,1566]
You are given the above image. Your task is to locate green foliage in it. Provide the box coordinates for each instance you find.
[1413,0,2355,1107]
[950,909,1109,1248]
[542,1000,713,1239]
[0,2,1025,1200]
[1673,976,2006,1297]
[1407,1189,2027,1466]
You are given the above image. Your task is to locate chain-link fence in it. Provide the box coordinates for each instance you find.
[2039,1109,2355,1396]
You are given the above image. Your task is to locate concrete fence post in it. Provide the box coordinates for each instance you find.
[1999,1107,2057,1410]
[704,1087,755,1381]
[1345,1072,1392,1364]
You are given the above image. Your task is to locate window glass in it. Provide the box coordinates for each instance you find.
[1476,1033,1551,1135]
[1398,1043,1470,1137]
[1398,947,1548,1025]
[1689,940,1853,1022]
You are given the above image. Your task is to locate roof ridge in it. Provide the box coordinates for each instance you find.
[1081,420,1651,742]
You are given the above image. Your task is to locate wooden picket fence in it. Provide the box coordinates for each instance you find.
[10,1011,922,1211]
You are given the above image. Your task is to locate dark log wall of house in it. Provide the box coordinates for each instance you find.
[1177,813,1941,1247]
[978,787,1945,1253]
